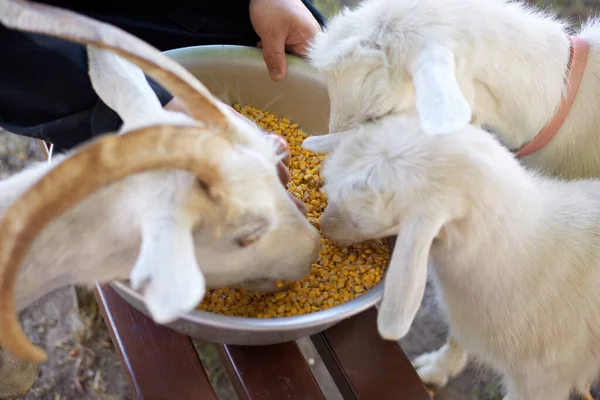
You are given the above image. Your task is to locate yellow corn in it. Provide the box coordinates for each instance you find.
[196,104,391,318]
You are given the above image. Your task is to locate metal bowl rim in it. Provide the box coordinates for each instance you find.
[164,44,321,78]
[111,280,384,332]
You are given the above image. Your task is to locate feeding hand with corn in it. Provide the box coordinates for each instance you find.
[197,105,391,318]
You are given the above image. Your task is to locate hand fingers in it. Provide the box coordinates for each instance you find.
[285,20,322,57]
[276,161,291,185]
[286,42,311,58]
[260,34,288,81]
[266,134,290,166]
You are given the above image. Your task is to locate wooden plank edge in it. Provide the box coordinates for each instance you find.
[216,341,326,400]
[94,283,218,400]
[312,307,432,400]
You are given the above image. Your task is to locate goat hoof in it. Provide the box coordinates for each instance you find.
[412,351,452,389]
[0,348,37,399]
[412,340,468,391]
[415,363,449,389]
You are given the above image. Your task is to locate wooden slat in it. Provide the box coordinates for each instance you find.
[94,283,218,400]
[311,307,432,400]
[216,342,326,400]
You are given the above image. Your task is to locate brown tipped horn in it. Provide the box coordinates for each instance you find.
[0,124,232,363]
[0,0,229,130]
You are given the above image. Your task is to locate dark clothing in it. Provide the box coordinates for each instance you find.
[0,1,325,152]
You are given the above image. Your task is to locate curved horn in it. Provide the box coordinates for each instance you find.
[0,124,232,363]
[0,0,229,130]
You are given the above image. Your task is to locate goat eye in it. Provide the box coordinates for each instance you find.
[235,220,271,247]
[364,110,395,124]
[236,229,263,247]
[364,114,384,124]
[237,234,260,247]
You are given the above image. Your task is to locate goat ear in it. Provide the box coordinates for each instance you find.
[87,47,165,128]
[130,215,206,324]
[302,132,345,153]
[411,45,472,136]
[377,213,446,340]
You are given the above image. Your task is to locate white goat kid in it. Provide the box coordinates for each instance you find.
[0,0,320,382]
[303,116,600,400]
[308,0,600,180]
[309,0,600,391]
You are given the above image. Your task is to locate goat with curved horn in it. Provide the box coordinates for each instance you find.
[0,0,321,374]
[0,0,229,130]
[0,112,319,365]
[0,124,231,362]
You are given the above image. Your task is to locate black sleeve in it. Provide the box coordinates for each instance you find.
[0,24,173,152]
[301,0,327,27]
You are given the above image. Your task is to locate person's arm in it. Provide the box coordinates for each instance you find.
[0,25,173,152]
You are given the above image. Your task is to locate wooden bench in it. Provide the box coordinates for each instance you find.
[94,283,433,400]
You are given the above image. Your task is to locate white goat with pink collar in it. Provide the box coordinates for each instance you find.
[304,114,600,400]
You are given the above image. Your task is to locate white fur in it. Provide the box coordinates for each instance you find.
[87,47,197,132]
[304,115,600,399]
[7,149,320,323]
[2,46,320,326]
[412,337,468,388]
[308,0,600,179]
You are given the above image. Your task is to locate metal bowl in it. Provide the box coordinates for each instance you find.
[110,45,385,345]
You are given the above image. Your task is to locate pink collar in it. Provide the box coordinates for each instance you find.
[513,36,590,158]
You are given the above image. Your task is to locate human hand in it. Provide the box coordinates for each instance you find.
[249,0,321,81]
